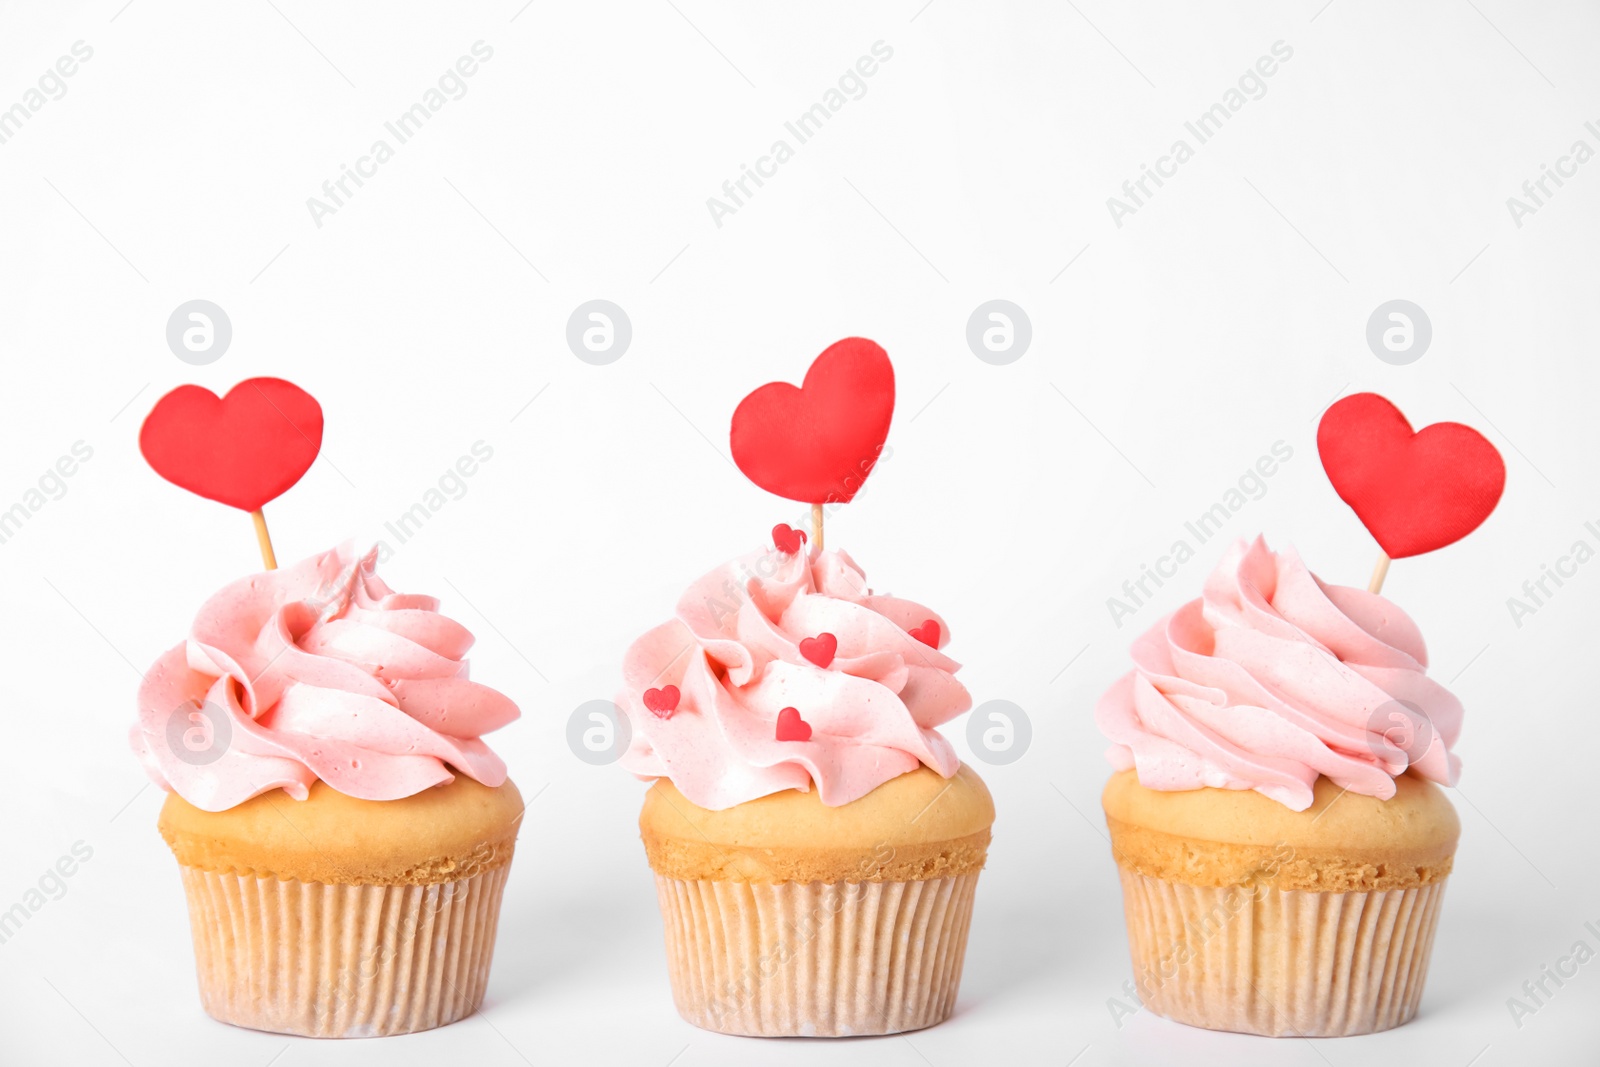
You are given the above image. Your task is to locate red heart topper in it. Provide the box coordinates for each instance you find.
[140,378,324,512]
[730,338,894,504]
[1317,393,1505,559]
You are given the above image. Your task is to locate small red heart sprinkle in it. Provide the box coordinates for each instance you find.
[772,524,808,555]
[643,686,680,719]
[798,633,837,668]
[909,620,940,648]
[775,706,812,742]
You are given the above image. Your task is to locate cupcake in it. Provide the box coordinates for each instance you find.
[131,544,522,1037]
[1095,536,1461,1037]
[619,536,994,1036]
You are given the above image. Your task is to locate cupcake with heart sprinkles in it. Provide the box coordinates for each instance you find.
[618,339,995,1037]
[130,379,523,1037]
[1094,393,1505,1037]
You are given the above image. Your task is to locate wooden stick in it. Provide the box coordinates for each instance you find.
[1368,551,1390,595]
[251,508,278,570]
[811,502,824,552]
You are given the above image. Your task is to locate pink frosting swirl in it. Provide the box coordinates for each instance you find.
[131,545,518,812]
[619,545,970,809]
[1096,536,1462,812]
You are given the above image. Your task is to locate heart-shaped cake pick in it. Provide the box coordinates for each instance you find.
[1317,392,1505,591]
[731,338,894,549]
[140,377,324,569]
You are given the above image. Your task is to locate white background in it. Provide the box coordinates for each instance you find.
[1,1,1597,1064]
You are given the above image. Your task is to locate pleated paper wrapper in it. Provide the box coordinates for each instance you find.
[1116,867,1448,1037]
[654,871,980,1037]
[176,862,510,1037]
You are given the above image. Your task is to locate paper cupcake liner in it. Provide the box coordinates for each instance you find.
[654,872,979,1037]
[1116,867,1447,1037]
[177,863,510,1037]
